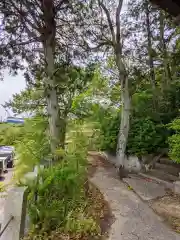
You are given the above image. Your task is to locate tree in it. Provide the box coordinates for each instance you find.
[0,0,88,156]
[89,0,131,166]
[5,63,96,148]
[144,0,156,89]
[127,0,157,89]
[159,10,172,86]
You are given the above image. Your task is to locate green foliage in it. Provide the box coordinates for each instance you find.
[92,88,173,156]
[89,105,120,153]
[15,116,50,178]
[0,123,24,146]
[99,113,119,153]
[94,110,167,156]
[25,128,99,238]
[28,161,86,232]
[127,118,166,156]
[0,182,5,192]
[168,118,180,163]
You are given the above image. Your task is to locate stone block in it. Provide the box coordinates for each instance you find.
[1,187,28,240]
[125,155,142,172]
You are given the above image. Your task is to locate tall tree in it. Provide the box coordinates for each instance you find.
[159,10,172,86]
[144,0,156,89]
[89,0,131,166]
[5,63,96,148]
[0,0,87,156]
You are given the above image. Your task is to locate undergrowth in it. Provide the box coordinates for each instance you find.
[22,124,110,240]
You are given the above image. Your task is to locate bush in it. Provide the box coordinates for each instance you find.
[127,118,167,156]
[168,118,180,163]
[90,106,120,154]
[99,113,119,154]
[15,116,50,179]
[0,123,24,146]
[28,159,87,232]
[94,108,167,156]
[24,127,100,239]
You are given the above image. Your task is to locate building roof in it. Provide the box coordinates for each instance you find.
[6,117,24,124]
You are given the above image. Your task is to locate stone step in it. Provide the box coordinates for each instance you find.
[159,157,180,167]
[145,169,179,183]
[155,163,180,177]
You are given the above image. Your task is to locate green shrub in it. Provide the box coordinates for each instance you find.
[99,113,119,153]
[15,116,50,179]
[28,160,86,232]
[127,118,167,156]
[24,127,99,238]
[94,108,167,156]
[168,118,180,163]
[0,123,24,146]
[91,107,120,154]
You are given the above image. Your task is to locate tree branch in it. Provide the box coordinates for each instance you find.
[55,0,68,13]
[116,0,123,44]
[98,0,116,45]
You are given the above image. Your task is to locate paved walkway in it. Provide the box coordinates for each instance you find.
[0,169,14,224]
[90,166,180,240]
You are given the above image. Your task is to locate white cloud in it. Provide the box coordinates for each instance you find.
[0,70,26,120]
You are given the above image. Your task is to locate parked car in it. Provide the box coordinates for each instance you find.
[0,156,8,176]
[0,146,14,168]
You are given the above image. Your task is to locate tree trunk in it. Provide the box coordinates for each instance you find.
[145,1,156,89]
[59,117,67,149]
[116,80,130,166]
[115,54,131,166]
[159,10,172,87]
[43,0,60,155]
[44,44,60,154]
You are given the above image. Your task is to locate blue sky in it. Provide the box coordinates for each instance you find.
[0,70,26,120]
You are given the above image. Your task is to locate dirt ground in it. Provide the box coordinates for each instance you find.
[151,193,180,233]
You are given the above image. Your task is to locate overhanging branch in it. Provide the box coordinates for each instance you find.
[98,0,116,45]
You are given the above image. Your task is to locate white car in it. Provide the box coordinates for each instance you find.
[0,146,14,169]
[0,156,8,176]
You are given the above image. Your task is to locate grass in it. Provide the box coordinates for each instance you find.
[23,182,112,240]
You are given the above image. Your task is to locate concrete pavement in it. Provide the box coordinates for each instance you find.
[0,169,14,224]
[90,166,180,240]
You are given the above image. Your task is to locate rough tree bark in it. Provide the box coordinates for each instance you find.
[159,10,172,87]
[115,53,130,166]
[114,1,131,167]
[42,0,60,154]
[145,1,156,89]
[116,80,130,166]
[99,0,131,167]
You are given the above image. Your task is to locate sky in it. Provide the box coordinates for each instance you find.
[0,70,26,120]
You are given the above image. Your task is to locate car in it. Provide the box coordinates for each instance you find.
[0,146,15,169]
[0,156,8,176]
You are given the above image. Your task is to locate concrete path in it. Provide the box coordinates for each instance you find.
[123,175,166,201]
[0,169,14,224]
[90,166,180,240]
